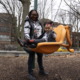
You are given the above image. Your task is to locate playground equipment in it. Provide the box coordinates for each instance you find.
[28,25,74,54]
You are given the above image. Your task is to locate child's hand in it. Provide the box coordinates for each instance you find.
[29,39,35,43]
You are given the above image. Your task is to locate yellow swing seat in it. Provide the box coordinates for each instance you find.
[27,25,74,54]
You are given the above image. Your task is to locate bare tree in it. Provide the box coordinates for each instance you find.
[64,0,80,32]
[0,0,18,42]
[0,0,23,38]
[57,10,67,24]
[63,0,80,48]
[0,0,30,39]
[37,0,56,26]
[18,0,30,39]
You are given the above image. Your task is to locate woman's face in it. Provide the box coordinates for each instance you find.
[30,11,38,21]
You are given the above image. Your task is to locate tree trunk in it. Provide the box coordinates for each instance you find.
[19,0,30,39]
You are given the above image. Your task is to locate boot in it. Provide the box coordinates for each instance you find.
[39,70,48,76]
[28,73,36,80]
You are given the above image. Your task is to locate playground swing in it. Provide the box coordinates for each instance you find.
[24,25,74,54]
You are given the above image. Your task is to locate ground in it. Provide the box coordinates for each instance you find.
[0,53,80,80]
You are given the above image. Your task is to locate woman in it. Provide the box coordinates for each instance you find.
[24,10,48,80]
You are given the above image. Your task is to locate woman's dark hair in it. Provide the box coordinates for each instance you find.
[28,9,39,19]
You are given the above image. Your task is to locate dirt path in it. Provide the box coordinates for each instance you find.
[0,54,80,80]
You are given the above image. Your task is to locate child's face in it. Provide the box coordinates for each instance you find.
[44,24,52,32]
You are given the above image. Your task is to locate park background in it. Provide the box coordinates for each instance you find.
[0,0,80,50]
[0,0,80,80]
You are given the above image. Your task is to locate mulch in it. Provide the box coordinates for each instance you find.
[0,53,80,80]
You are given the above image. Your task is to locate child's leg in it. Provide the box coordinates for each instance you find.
[34,39,46,43]
[17,38,24,47]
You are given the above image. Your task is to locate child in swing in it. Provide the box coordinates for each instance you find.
[17,22,56,48]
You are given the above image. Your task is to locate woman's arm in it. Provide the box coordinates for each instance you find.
[24,21,31,40]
